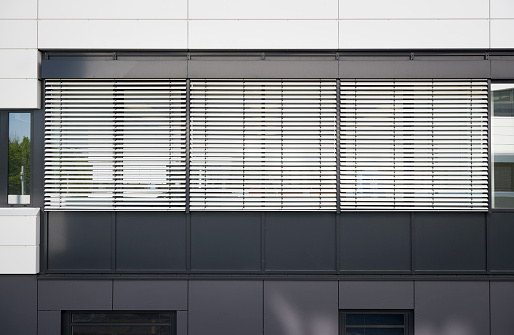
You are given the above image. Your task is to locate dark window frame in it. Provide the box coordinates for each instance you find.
[340,310,414,335]
[62,310,176,335]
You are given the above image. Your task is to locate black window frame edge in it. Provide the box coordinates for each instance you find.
[339,310,414,335]
[62,310,177,335]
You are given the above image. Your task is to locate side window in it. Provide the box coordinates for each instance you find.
[340,311,413,335]
[492,84,514,208]
[63,311,176,335]
[8,112,31,205]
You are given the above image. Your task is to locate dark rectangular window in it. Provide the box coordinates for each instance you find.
[340,311,413,335]
[64,311,176,335]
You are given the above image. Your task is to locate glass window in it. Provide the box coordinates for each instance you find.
[8,113,31,205]
[340,311,413,335]
[492,84,514,208]
[64,311,175,335]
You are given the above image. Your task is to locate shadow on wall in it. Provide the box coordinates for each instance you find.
[417,318,476,335]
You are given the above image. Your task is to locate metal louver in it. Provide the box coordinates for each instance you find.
[45,80,187,210]
[189,80,337,210]
[339,80,489,210]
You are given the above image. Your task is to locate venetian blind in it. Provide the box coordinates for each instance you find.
[339,80,488,210]
[45,80,187,210]
[189,80,337,210]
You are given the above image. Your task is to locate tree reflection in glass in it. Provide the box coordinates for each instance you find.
[8,113,31,205]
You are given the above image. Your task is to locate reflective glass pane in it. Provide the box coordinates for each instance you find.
[493,84,514,208]
[346,314,404,325]
[8,113,30,204]
[72,313,172,323]
[72,325,171,335]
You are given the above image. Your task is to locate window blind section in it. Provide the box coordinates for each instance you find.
[190,80,337,210]
[45,80,187,210]
[340,80,488,210]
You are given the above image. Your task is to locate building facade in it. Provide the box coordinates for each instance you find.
[1,1,514,335]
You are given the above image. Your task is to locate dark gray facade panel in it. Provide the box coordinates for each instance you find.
[47,212,112,271]
[339,60,491,78]
[491,60,514,79]
[339,281,414,309]
[177,311,188,335]
[189,281,263,335]
[38,311,60,335]
[265,212,336,271]
[38,280,112,310]
[490,282,514,335]
[339,212,411,271]
[116,212,187,271]
[414,213,486,271]
[190,212,261,271]
[488,213,514,271]
[112,280,187,310]
[187,60,338,78]
[264,281,338,335]
[0,276,37,335]
[414,281,489,335]
[41,60,188,78]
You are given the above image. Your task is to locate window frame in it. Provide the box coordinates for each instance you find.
[339,310,414,335]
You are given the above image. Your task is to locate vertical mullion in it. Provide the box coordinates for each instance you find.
[0,111,8,206]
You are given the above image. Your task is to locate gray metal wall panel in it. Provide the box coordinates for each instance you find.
[414,281,489,335]
[339,281,414,309]
[189,281,263,335]
[191,212,261,271]
[0,275,37,335]
[116,212,187,271]
[339,212,411,271]
[38,311,60,335]
[490,281,514,335]
[177,311,188,335]
[112,280,187,310]
[32,109,45,208]
[488,213,514,271]
[42,60,188,78]
[491,60,514,79]
[264,281,338,335]
[47,212,112,271]
[265,212,336,271]
[339,60,491,78]
[188,60,338,78]
[38,280,112,310]
[414,213,486,271]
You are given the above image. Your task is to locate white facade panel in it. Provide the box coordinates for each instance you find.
[0,0,37,19]
[0,20,37,48]
[491,20,514,48]
[189,0,338,19]
[189,20,338,49]
[38,20,187,49]
[339,0,489,19]
[0,216,39,246]
[339,20,489,49]
[0,49,38,78]
[0,246,39,274]
[0,79,40,109]
[491,0,514,19]
[38,0,187,20]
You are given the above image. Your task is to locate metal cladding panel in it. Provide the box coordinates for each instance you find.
[38,311,60,335]
[189,281,263,335]
[339,281,414,309]
[38,280,112,310]
[489,213,514,271]
[191,212,261,271]
[116,212,187,271]
[264,281,338,335]
[265,212,336,271]
[0,275,37,335]
[47,211,112,271]
[414,281,489,335]
[490,282,514,335]
[339,212,411,271]
[414,212,486,271]
[113,280,188,310]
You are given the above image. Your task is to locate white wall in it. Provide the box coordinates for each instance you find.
[0,0,514,108]
[0,208,40,274]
